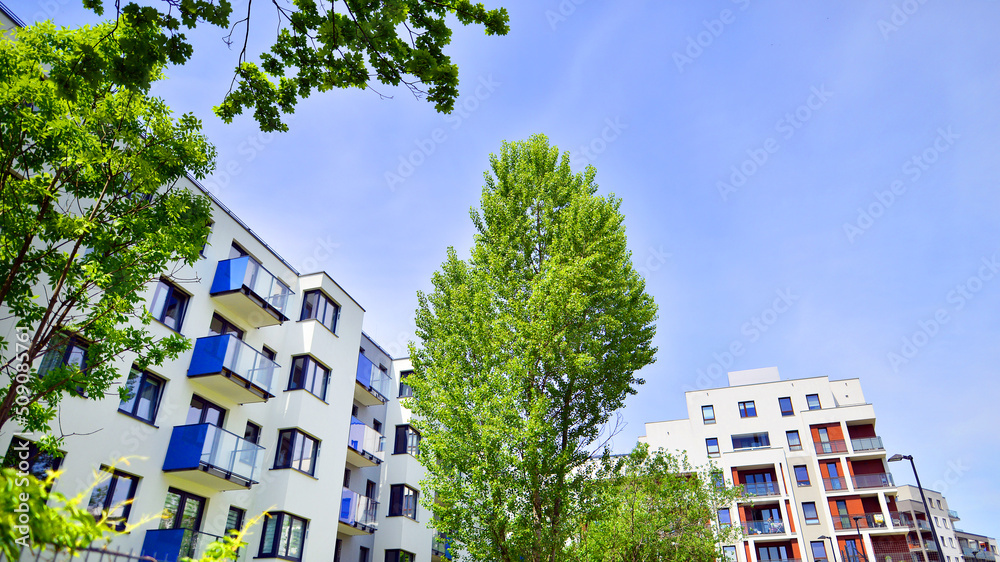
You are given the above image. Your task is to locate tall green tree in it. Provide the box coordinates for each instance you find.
[78,0,510,132]
[570,444,743,562]
[0,18,214,438]
[408,134,658,562]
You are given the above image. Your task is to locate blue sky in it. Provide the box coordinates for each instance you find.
[26,0,1000,538]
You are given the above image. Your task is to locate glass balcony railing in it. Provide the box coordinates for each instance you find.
[742,519,786,535]
[852,473,894,489]
[348,416,385,463]
[851,436,884,452]
[340,488,378,532]
[188,334,278,401]
[814,439,848,454]
[141,528,225,562]
[948,509,959,519]
[163,423,264,490]
[741,481,780,497]
[916,519,931,531]
[823,477,847,491]
[210,256,292,326]
[432,533,452,560]
[832,512,890,530]
[355,353,391,403]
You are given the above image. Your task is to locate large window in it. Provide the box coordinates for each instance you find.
[38,334,88,378]
[806,393,821,410]
[288,355,330,400]
[731,432,770,450]
[118,368,165,424]
[701,405,715,424]
[738,400,757,418]
[706,438,720,457]
[778,396,794,416]
[786,430,802,450]
[394,425,421,456]
[802,502,819,524]
[150,279,189,331]
[274,429,319,475]
[300,290,340,333]
[258,511,308,561]
[3,438,63,482]
[87,467,139,531]
[384,550,415,562]
[811,541,829,561]
[398,371,413,398]
[794,465,810,486]
[388,484,418,519]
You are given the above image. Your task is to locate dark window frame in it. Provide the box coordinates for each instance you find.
[150,278,190,332]
[299,290,341,333]
[273,428,320,476]
[3,438,63,483]
[118,367,165,425]
[287,355,330,401]
[794,465,810,486]
[803,502,820,524]
[706,437,720,457]
[701,405,716,424]
[786,430,802,450]
[778,396,794,416]
[806,393,821,410]
[388,484,419,520]
[186,394,226,426]
[398,371,413,398]
[209,313,244,340]
[384,550,415,562]
[257,511,308,561]
[393,425,421,456]
[87,467,139,532]
[738,400,757,418]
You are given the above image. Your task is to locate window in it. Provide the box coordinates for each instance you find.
[802,502,819,524]
[244,422,261,444]
[384,550,415,562]
[258,511,308,561]
[786,430,802,450]
[388,484,419,519]
[399,370,413,398]
[87,467,139,531]
[731,432,770,449]
[806,393,821,410]
[209,313,244,339]
[343,469,351,487]
[226,506,246,536]
[722,546,737,562]
[738,400,757,418]
[937,499,942,509]
[118,368,164,424]
[186,395,225,426]
[794,465,810,486]
[706,438,720,457]
[229,242,248,259]
[810,541,828,561]
[711,471,725,489]
[778,396,794,416]
[200,222,214,257]
[288,355,330,400]
[274,429,320,475]
[701,405,716,424]
[37,334,88,381]
[359,547,370,562]
[3,438,63,482]
[150,279,189,331]
[717,508,731,527]
[159,488,207,549]
[300,290,340,333]
[334,540,342,562]
[394,425,421,456]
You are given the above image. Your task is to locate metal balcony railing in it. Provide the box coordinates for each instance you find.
[210,256,292,324]
[823,477,847,491]
[831,512,890,530]
[355,353,391,402]
[851,473,894,489]
[851,436,884,452]
[188,334,279,399]
[741,481,781,497]
[742,520,787,535]
[348,416,385,463]
[141,528,224,562]
[814,439,848,454]
[162,423,264,489]
[340,488,379,531]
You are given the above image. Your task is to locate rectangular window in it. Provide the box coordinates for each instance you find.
[806,393,821,410]
[274,429,320,475]
[258,511,308,561]
[731,432,770,450]
[803,502,819,524]
[37,333,88,381]
[300,290,340,333]
[343,469,351,487]
[359,547,370,562]
[87,467,139,531]
[388,484,419,519]
[186,395,225,426]
[718,508,731,527]
[3,438,63,483]
[394,425,421,456]
[159,488,206,533]
[706,438,720,457]
[118,368,164,424]
[244,422,261,444]
[385,550,415,562]
[209,313,244,339]
[150,279,189,331]
[738,400,757,418]
[702,405,716,424]
[288,355,330,400]
[778,396,794,416]
[794,465,810,486]
[226,506,246,536]
[399,371,414,398]
[722,546,737,562]
[786,430,802,450]
[811,541,828,561]
[711,471,725,489]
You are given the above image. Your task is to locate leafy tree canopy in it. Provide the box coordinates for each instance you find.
[408,134,658,562]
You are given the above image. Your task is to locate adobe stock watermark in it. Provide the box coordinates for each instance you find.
[717,85,834,202]
[545,0,587,30]
[673,0,751,73]
[385,75,500,192]
[684,288,799,391]
[878,0,931,41]
[843,127,958,243]
[10,327,32,549]
[571,118,628,168]
[887,249,999,372]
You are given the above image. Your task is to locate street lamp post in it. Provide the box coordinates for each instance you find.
[888,454,945,559]
[852,516,870,562]
[818,535,839,562]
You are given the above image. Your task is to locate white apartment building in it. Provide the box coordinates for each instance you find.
[0,166,443,562]
[954,530,998,562]
[895,485,962,562]
[641,367,912,562]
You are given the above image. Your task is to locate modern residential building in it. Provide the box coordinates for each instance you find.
[955,530,998,562]
[895,485,961,562]
[0,159,442,562]
[641,367,911,562]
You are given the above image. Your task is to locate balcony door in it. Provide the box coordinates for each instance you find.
[745,472,774,496]
[187,395,225,426]
[818,427,832,453]
[826,462,843,490]
[836,500,851,529]
[160,488,207,559]
[756,545,788,560]
[209,313,244,340]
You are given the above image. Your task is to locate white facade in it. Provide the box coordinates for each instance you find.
[0,171,444,562]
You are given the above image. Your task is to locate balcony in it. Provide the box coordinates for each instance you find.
[963,547,997,561]
[823,477,848,491]
[916,519,932,531]
[355,353,391,406]
[814,439,848,455]
[432,533,453,561]
[210,256,292,327]
[141,528,223,562]
[832,512,891,530]
[162,423,264,490]
[742,520,787,535]
[741,481,781,498]
[347,416,385,467]
[851,436,885,452]
[948,509,960,520]
[187,334,278,403]
[852,473,894,489]
[339,488,378,535]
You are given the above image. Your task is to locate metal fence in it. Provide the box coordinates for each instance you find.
[0,545,158,562]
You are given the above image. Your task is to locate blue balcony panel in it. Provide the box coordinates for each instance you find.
[339,488,378,535]
[354,353,390,406]
[210,256,292,327]
[141,528,223,562]
[188,334,277,403]
[163,423,264,491]
[347,416,385,468]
